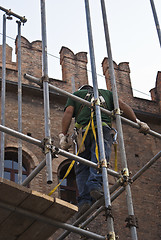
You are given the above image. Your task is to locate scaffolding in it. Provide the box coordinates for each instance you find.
[0,1,161,239]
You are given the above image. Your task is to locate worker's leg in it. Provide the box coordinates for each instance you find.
[74,131,93,207]
[87,126,113,196]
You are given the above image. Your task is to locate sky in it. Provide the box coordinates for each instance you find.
[0,0,161,100]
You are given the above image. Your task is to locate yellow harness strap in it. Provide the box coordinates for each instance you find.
[91,109,99,163]
[48,112,93,196]
[114,142,118,172]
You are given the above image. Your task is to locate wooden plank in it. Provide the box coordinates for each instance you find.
[0,178,31,232]
[0,178,31,205]
[0,191,54,239]
[18,197,78,240]
[0,178,78,240]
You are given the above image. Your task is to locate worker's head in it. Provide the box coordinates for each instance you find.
[78,84,93,91]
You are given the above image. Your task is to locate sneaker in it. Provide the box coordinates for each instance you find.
[76,203,91,220]
[90,189,104,201]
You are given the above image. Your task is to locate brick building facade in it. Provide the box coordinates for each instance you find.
[0,36,160,239]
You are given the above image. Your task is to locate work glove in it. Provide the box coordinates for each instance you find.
[136,119,150,134]
[59,133,71,150]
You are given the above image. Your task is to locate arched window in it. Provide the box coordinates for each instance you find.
[58,161,78,205]
[4,151,29,183]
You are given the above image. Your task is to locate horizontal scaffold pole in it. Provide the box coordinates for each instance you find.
[0,126,119,186]
[0,124,42,148]
[24,73,161,140]
[22,147,119,186]
[57,147,119,178]
[0,6,27,23]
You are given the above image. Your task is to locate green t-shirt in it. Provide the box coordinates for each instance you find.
[65,89,114,126]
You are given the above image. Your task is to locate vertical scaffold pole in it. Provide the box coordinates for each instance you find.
[84,0,115,237]
[0,14,6,178]
[71,76,76,93]
[17,21,23,184]
[40,0,53,184]
[100,0,138,239]
[150,0,161,48]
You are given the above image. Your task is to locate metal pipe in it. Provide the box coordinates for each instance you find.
[0,14,6,179]
[150,0,161,47]
[132,150,161,182]
[120,116,161,140]
[100,1,138,239]
[17,21,23,184]
[0,200,106,240]
[58,151,161,240]
[24,73,42,86]
[71,76,76,93]
[24,73,161,140]
[22,158,46,186]
[0,123,120,181]
[0,6,27,23]
[58,148,119,177]
[57,198,104,240]
[40,0,52,184]
[0,124,42,148]
[57,181,121,240]
[111,151,161,201]
[80,205,104,229]
[58,151,161,239]
[84,0,115,234]
[22,147,119,187]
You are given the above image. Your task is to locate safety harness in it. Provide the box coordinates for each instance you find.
[48,91,117,196]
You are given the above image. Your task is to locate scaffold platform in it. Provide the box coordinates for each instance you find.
[0,178,78,240]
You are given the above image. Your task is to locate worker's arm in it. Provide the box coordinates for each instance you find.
[62,106,74,135]
[119,99,137,122]
[59,106,74,150]
[119,99,150,133]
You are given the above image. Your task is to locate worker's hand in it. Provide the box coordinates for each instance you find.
[136,119,150,134]
[59,133,71,150]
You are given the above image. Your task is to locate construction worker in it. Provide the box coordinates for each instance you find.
[59,85,150,217]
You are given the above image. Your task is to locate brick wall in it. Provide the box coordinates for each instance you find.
[59,46,88,92]
[0,37,161,239]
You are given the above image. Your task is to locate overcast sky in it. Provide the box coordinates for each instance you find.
[0,0,161,99]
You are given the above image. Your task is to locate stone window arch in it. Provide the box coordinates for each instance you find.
[4,145,39,186]
[4,150,29,183]
[58,160,78,205]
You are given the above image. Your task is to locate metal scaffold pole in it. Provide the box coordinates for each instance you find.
[100,0,138,239]
[84,0,115,237]
[17,20,23,184]
[25,73,161,140]
[40,0,53,184]
[0,14,6,178]
[150,0,161,48]
[0,6,27,23]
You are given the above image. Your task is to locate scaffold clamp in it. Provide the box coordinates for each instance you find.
[122,168,129,177]
[125,215,139,228]
[51,146,59,158]
[41,75,49,83]
[112,108,122,117]
[107,231,116,240]
[117,168,130,186]
[105,205,114,221]
[101,158,108,168]
[42,137,53,155]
